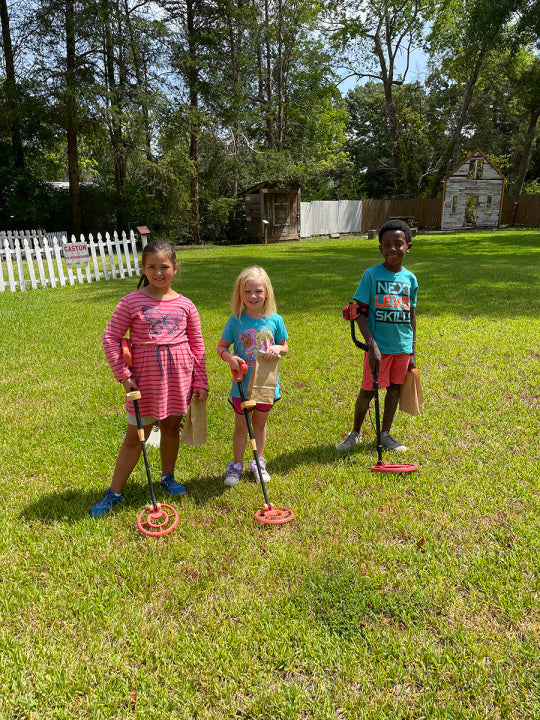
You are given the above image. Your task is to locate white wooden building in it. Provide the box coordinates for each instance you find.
[441,149,505,230]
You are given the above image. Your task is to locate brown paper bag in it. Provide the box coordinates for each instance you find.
[247,356,280,404]
[181,398,207,446]
[399,368,424,416]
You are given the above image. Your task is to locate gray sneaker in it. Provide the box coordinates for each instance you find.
[381,431,406,452]
[337,430,361,451]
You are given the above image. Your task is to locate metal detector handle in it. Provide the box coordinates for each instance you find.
[231,359,248,383]
[342,302,369,351]
[121,337,132,366]
[231,361,256,409]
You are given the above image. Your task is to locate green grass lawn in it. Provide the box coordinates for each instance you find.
[1,229,539,719]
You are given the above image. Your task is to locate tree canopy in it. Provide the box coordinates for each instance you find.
[0,0,538,240]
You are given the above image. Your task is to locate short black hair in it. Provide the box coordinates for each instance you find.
[378,219,412,244]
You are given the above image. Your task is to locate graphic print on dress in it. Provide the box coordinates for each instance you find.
[240,326,274,365]
[142,306,185,335]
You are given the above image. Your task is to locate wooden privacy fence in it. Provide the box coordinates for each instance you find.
[361,198,444,231]
[501,195,540,225]
[0,230,140,293]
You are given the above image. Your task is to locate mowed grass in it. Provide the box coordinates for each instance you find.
[0,229,539,720]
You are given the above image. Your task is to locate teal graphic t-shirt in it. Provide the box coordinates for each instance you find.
[353,264,418,354]
[221,313,288,398]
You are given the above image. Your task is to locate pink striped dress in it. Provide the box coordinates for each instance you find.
[103,290,208,419]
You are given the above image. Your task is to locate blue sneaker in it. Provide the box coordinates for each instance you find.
[160,471,186,495]
[89,488,124,518]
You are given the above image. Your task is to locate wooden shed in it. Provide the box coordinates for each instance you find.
[441,149,505,230]
[240,180,301,243]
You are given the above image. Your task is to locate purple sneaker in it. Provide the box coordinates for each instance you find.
[224,461,243,486]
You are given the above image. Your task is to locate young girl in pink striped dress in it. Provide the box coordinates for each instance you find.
[90,240,209,518]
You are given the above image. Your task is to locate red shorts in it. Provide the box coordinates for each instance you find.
[361,353,410,391]
[229,396,275,415]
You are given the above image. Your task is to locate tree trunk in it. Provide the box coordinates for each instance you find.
[276,0,284,152]
[65,0,81,236]
[428,40,489,197]
[102,0,127,233]
[0,0,24,168]
[510,106,540,195]
[187,0,200,244]
[263,0,274,149]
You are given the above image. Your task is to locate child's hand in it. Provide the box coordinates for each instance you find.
[228,355,244,372]
[122,377,138,393]
[192,387,208,401]
[261,345,282,360]
[408,352,416,370]
[367,341,381,374]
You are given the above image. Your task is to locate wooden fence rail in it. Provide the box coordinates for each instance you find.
[0,230,140,293]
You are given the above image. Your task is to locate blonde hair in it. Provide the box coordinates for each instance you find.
[231,266,277,319]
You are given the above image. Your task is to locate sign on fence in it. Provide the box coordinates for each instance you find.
[0,230,141,293]
[64,242,89,264]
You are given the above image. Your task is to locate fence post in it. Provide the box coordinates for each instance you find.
[105,233,117,278]
[121,230,133,277]
[130,231,140,275]
[113,232,125,278]
[88,234,100,282]
[43,239,57,288]
[24,239,38,289]
[52,237,66,287]
[15,239,26,291]
[0,241,6,292]
[33,235,48,288]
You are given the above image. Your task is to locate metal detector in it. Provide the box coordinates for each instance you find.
[342,303,418,473]
[121,338,180,536]
[231,361,295,524]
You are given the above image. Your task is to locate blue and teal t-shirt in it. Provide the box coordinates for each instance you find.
[353,264,418,354]
[221,313,289,398]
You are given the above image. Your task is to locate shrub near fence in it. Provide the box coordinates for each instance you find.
[0,230,140,293]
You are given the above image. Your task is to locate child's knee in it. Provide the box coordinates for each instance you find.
[356,389,374,411]
[386,383,400,399]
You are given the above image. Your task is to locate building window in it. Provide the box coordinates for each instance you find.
[468,158,484,179]
[486,195,493,214]
[451,196,458,214]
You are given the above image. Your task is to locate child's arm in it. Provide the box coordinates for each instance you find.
[356,302,380,373]
[408,308,416,370]
[217,339,244,372]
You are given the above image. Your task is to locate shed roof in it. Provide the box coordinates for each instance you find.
[238,179,301,196]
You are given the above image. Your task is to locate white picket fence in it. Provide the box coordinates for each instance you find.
[0,230,141,293]
[300,200,363,238]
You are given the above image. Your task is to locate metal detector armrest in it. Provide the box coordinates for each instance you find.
[342,302,368,351]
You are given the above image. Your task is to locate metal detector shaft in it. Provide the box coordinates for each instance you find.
[128,391,158,512]
[350,319,383,464]
[236,381,272,507]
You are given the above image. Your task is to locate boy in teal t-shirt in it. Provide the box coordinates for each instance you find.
[337,219,418,453]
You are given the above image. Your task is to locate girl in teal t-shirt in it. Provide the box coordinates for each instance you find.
[217,266,289,487]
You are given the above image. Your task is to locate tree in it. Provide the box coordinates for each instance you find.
[327,0,438,194]
[0,0,24,167]
[426,0,536,196]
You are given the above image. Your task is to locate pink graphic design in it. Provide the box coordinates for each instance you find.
[240,326,274,365]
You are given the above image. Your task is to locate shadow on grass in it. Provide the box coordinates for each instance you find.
[271,440,377,473]
[20,471,229,524]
